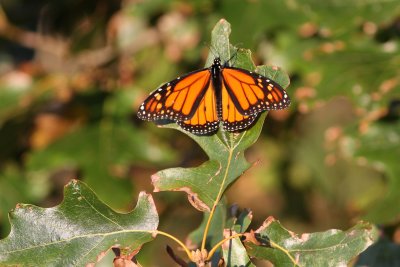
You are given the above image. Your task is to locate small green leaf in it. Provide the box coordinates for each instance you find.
[245,217,378,267]
[222,230,256,267]
[0,180,158,266]
[152,19,290,211]
[226,208,253,235]
[205,19,232,66]
[232,209,253,234]
[233,49,256,70]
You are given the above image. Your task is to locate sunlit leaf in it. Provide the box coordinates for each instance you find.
[0,180,159,266]
[245,217,378,266]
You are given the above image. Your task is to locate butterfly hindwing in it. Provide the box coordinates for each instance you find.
[138,69,211,122]
[177,81,219,135]
[220,80,260,132]
[221,67,290,116]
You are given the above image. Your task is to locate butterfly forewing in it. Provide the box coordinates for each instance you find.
[221,67,290,116]
[138,69,211,122]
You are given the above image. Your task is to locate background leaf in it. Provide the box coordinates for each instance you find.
[0,180,159,266]
[352,120,400,224]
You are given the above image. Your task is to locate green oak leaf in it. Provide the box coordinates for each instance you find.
[230,209,253,234]
[245,217,378,267]
[151,19,290,211]
[0,180,158,266]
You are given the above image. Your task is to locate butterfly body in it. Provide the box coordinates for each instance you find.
[138,57,290,135]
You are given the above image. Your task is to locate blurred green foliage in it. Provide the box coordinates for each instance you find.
[0,0,399,265]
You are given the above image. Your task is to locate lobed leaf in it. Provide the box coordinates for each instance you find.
[245,217,378,267]
[0,180,158,266]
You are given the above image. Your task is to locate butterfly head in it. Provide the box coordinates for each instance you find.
[213,57,222,68]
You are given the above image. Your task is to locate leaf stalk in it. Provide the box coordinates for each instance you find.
[201,149,234,251]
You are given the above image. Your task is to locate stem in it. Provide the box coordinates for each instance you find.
[206,233,243,260]
[270,240,298,266]
[201,204,216,251]
[154,230,193,261]
[201,149,234,251]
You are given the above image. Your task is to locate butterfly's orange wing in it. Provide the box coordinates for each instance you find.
[138,69,219,134]
[220,80,259,132]
[138,62,290,134]
[177,81,219,134]
[221,67,290,116]
[138,69,212,121]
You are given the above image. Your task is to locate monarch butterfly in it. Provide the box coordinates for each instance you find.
[137,57,290,135]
